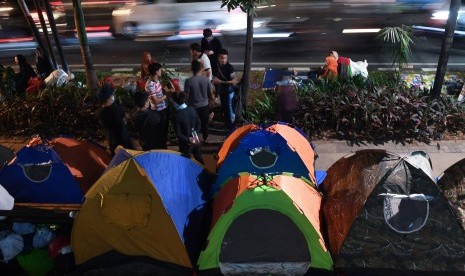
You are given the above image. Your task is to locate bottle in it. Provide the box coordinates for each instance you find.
[191,128,200,144]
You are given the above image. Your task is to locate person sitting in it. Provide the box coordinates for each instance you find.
[35,48,53,79]
[320,50,338,81]
[337,56,352,78]
[172,91,204,164]
[212,48,238,129]
[14,54,37,95]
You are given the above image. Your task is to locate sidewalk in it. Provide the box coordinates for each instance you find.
[1,134,464,177]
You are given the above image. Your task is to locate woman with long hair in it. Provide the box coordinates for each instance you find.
[14,54,37,95]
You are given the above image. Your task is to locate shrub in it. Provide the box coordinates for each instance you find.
[293,76,465,142]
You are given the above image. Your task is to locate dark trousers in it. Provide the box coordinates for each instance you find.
[195,105,210,141]
[179,141,204,164]
[158,108,170,149]
[219,91,233,128]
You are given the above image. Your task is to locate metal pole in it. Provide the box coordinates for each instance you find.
[33,0,57,70]
[17,0,48,58]
[42,0,69,72]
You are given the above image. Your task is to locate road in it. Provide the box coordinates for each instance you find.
[0,0,464,70]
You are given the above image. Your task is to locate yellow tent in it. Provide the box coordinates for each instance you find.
[71,149,212,272]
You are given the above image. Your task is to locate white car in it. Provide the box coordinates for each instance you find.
[111,0,248,39]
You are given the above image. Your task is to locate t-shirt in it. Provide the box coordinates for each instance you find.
[184,75,211,108]
[132,109,161,151]
[99,102,133,150]
[199,53,212,80]
[213,62,235,95]
[145,79,167,111]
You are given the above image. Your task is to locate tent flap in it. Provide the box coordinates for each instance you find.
[100,193,151,230]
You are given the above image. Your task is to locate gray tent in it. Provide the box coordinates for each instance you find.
[438,157,465,230]
[0,144,14,167]
[322,149,465,275]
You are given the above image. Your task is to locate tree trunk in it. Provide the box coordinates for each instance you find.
[431,0,461,99]
[72,0,98,89]
[17,0,48,59]
[241,9,253,112]
[43,0,68,72]
[33,0,57,70]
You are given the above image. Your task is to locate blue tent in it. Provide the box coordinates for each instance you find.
[0,144,83,204]
[212,129,313,196]
[72,149,213,272]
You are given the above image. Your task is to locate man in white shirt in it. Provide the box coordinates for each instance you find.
[190,43,212,81]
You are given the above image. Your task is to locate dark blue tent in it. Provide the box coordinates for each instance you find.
[0,144,83,204]
[212,129,313,196]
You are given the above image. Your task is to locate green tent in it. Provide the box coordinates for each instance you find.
[198,174,332,275]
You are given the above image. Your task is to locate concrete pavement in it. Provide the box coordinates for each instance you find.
[1,135,464,177]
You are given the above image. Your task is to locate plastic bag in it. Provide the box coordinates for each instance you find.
[12,222,35,235]
[0,233,24,261]
[33,227,54,249]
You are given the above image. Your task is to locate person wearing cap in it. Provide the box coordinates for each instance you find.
[201,28,223,65]
[320,50,339,81]
[98,81,134,156]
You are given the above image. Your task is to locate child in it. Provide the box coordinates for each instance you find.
[172,91,204,164]
[132,91,163,151]
[98,82,134,156]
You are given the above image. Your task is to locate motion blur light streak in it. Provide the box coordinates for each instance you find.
[342,28,381,33]
[253,33,293,38]
[0,37,33,43]
[413,25,465,36]
[77,32,112,38]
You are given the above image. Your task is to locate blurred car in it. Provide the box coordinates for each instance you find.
[0,0,31,39]
[111,0,249,39]
[431,7,465,29]
[411,1,465,36]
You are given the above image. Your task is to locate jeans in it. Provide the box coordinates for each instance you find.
[220,91,235,126]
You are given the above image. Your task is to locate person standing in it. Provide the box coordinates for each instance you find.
[140,51,155,81]
[190,43,212,81]
[184,60,213,144]
[98,82,135,156]
[172,91,204,164]
[14,54,37,95]
[212,48,238,129]
[132,91,163,151]
[145,62,172,149]
[201,28,223,65]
